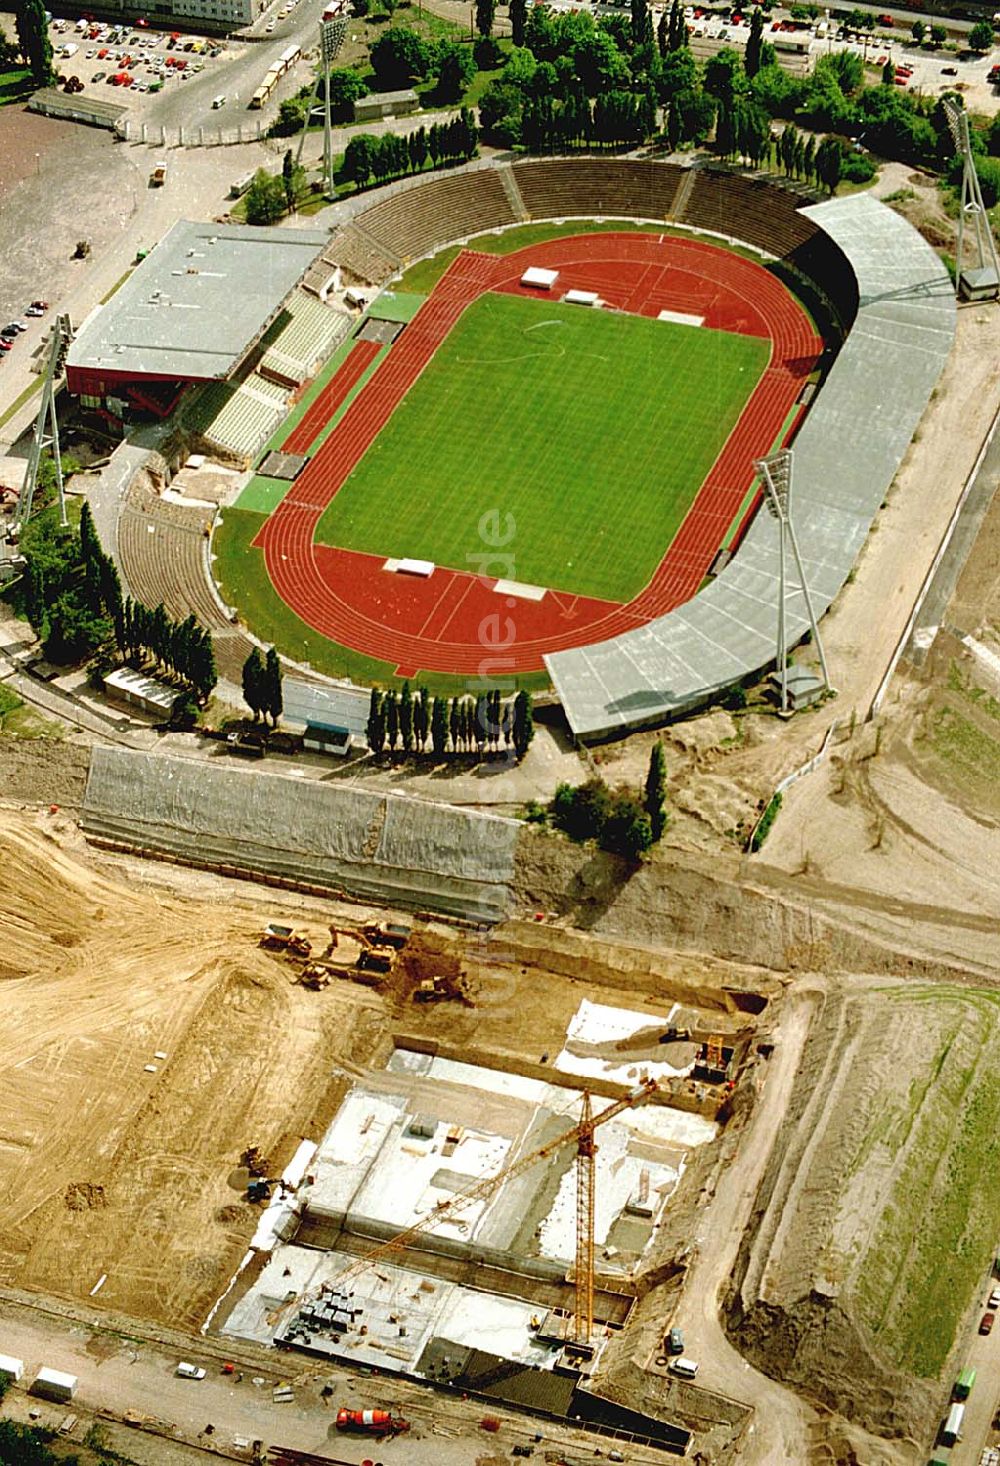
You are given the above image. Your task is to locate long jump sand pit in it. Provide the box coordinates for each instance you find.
[0,811,381,1328]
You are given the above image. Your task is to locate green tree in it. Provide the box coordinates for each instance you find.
[15,0,53,85]
[264,646,283,725]
[929,23,947,46]
[551,777,611,841]
[970,19,994,51]
[399,680,413,753]
[436,39,475,101]
[882,56,895,85]
[911,18,925,41]
[510,0,527,46]
[602,791,654,859]
[366,688,385,755]
[815,134,842,192]
[244,168,286,224]
[323,66,368,120]
[704,47,745,105]
[242,647,266,721]
[0,24,19,69]
[630,0,650,50]
[644,738,668,840]
[273,95,308,135]
[476,0,495,36]
[744,6,764,77]
[282,149,296,211]
[667,0,685,50]
[430,695,448,756]
[370,26,430,88]
[512,689,534,759]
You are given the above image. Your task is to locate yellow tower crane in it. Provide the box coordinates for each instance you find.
[274,1078,658,1345]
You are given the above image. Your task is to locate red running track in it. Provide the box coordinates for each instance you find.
[256,233,822,677]
[281,338,381,456]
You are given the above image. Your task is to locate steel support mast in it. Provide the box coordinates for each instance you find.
[755,448,831,713]
[943,98,1000,299]
[15,313,73,534]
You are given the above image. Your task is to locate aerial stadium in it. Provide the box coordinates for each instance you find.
[65,157,955,741]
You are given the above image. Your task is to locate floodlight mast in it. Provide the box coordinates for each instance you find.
[755,449,831,713]
[15,314,73,534]
[942,98,1000,298]
[297,13,348,196]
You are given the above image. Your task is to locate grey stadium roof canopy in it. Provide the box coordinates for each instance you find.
[67,221,328,381]
[545,194,956,740]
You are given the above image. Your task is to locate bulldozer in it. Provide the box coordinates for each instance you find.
[298,965,330,991]
[413,973,473,1005]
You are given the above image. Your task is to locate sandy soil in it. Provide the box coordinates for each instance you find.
[0,810,385,1327]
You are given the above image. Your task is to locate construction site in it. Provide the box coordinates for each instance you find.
[0,804,783,1461]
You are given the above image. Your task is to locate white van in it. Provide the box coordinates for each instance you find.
[668,1356,699,1379]
[211,93,226,107]
[175,1361,206,1379]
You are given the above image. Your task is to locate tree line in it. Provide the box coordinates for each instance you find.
[367,683,535,761]
[119,599,218,702]
[342,111,478,190]
[19,495,218,701]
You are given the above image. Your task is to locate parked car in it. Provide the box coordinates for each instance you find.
[980,1311,995,1335]
[668,1327,684,1355]
[988,1288,1000,1309]
[176,1362,206,1379]
[5,321,27,334]
[30,300,49,311]
[0,339,12,353]
[942,64,958,74]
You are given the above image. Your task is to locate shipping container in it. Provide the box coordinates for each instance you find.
[954,1366,976,1399]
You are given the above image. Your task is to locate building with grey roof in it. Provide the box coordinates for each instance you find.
[66,220,327,415]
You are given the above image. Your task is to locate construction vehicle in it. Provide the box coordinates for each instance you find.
[361,920,411,949]
[335,1407,410,1437]
[274,1079,658,1348]
[259,923,312,958]
[298,965,330,991]
[413,972,472,1005]
[150,163,167,186]
[73,240,90,259]
[316,925,396,977]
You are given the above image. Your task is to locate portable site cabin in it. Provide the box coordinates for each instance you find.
[941,1401,964,1446]
[30,1368,77,1403]
[0,1354,24,1384]
[954,1366,976,1400]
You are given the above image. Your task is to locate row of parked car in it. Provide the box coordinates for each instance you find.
[0,304,48,365]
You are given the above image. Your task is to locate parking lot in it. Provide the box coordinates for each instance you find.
[49,16,236,111]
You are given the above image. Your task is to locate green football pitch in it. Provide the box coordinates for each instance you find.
[314,293,770,604]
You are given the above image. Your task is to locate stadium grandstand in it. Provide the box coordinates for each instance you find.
[104,159,955,744]
[66,221,330,459]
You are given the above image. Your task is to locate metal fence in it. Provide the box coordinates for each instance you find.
[116,116,270,147]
